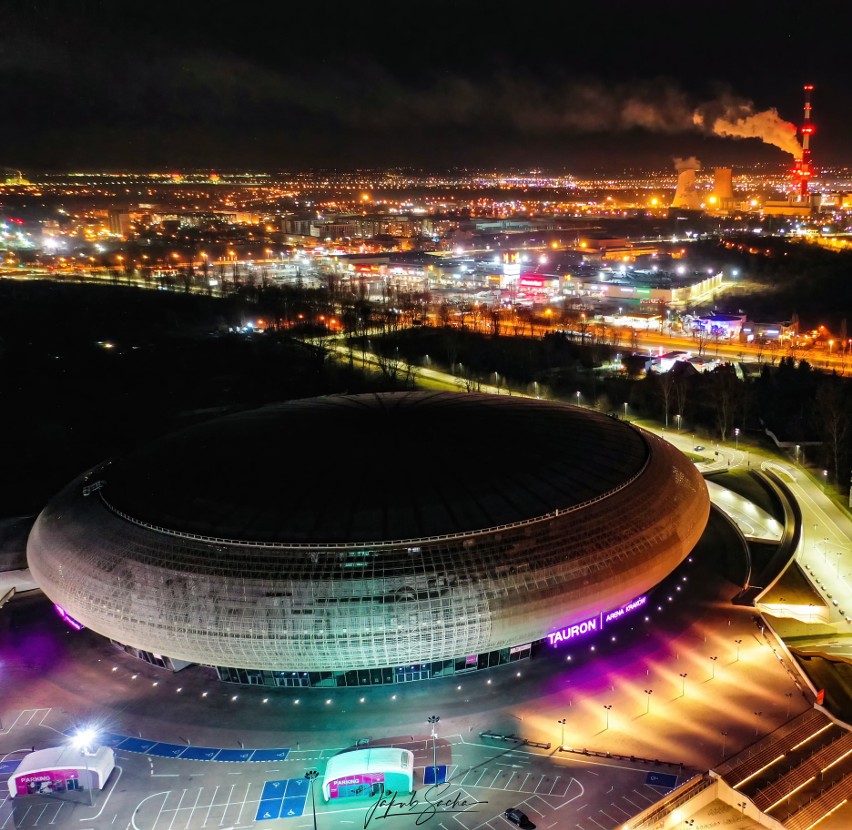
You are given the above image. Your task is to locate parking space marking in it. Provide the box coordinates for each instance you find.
[167,790,188,830]
[202,786,219,828]
[184,789,203,830]
[48,803,65,824]
[218,785,235,826]
[632,788,655,804]
[31,804,49,825]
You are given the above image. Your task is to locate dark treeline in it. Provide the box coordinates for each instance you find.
[693,237,852,329]
[373,327,851,492]
[0,281,392,515]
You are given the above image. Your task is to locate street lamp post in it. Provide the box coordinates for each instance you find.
[754,711,763,737]
[305,769,319,830]
[558,718,566,749]
[71,728,98,807]
[603,704,612,730]
[576,390,581,407]
[427,715,440,783]
[710,656,718,679]
[644,689,653,714]
[734,639,743,662]
[679,672,687,697]
[735,427,740,449]
[785,691,794,719]
[623,402,628,421]
[720,730,728,760]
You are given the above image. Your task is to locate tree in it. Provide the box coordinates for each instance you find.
[709,365,741,442]
[816,379,849,486]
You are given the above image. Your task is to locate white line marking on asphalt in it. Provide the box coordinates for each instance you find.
[185,788,203,830]
[49,802,64,824]
[167,790,187,830]
[632,788,654,803]
[611,803,631,817]
[235,783,251,825]
[79,764,123,822]
[130,790,169,830]
[218,786,235,826]
[202,786,219,828]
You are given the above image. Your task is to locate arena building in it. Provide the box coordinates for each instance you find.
[27,392,710,688]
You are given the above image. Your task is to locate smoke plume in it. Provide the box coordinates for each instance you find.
[674,156,701,171]
[692,98,801,157]
[712,108,801,158]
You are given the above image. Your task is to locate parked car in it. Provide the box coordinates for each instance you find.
[504,808,536,829]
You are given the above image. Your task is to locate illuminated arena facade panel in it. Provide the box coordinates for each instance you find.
[27,392,710,686]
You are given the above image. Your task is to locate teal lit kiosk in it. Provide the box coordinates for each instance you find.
[321,748,414,800]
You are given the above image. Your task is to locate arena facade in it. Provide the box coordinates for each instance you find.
[27,392,710,687]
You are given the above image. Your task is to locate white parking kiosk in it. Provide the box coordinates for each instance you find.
[8,746,115,798]
[322,748,414,800]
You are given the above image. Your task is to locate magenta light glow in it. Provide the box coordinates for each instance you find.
[547,594,647,646]
[54,604,84,631]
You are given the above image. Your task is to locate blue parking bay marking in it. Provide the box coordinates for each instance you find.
[215,748,254,762]
[285,778,309,797]
[279,797,305,818]
[252,748,291,762]
[255,799,282,822]
[254,780,309,821]
[0,761,20,776]
[81,733,291,762]
[147,743,187,758]
[179,747,220,761]
[117,737,159,753]
[261,780,286,800]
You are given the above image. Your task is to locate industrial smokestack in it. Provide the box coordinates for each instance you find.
[793,85,814,200]
[671,158,702,210]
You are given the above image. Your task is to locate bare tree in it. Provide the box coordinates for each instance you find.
[658,370,675,429]
[817,380,849,485]
[709,365,741,442]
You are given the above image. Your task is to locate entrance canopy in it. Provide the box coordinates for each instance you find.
[8,746,115,798]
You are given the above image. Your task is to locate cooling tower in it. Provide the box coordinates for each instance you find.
[671,167,701,210]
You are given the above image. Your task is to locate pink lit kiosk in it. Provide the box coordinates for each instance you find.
[8,745,115,800]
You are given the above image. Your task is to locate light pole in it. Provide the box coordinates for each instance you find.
[734,639,743,662]
[603,704,612,730]
[675,414,682,433]
[754,711,763,737]
[786,691,794,719]
[679,672,687,697]
[575,390,581,407]
[823,470,828,492]
[720,730,728,760]
[305,769,319,830]
[71,727,98,807]
[644,689,653,714]
[623,402,628,421]
[710,656,718,679]
[558,718,566,749]
[427,715,440,783]
[735,427,740,449]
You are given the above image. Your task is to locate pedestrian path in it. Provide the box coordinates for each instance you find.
[90,732,290,763]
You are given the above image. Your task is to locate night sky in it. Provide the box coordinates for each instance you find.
[1,1,850,172]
